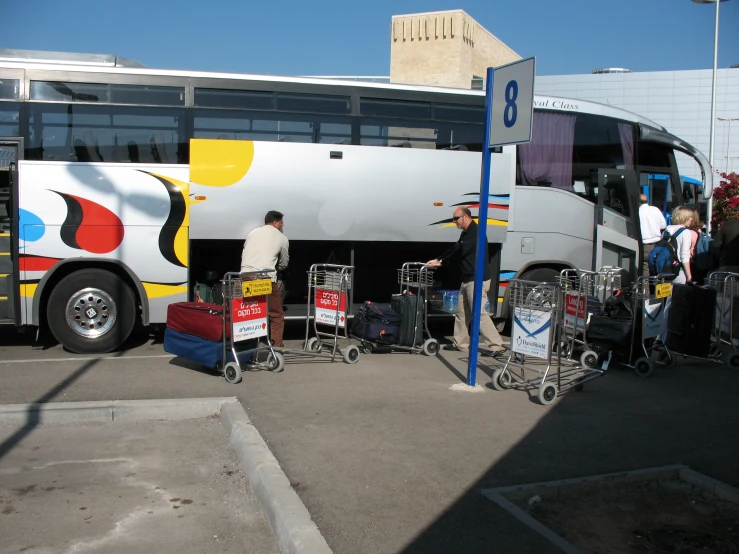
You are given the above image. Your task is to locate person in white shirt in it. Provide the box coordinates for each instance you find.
[241,211,290,347]
[639,194,667,276]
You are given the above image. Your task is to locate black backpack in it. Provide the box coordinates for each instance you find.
[351,302,401,344]
[648,227,686,276]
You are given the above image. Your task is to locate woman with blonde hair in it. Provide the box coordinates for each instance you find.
[665,206,694,284]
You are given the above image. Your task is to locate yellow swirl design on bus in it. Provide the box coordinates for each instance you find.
[190,139,254,187]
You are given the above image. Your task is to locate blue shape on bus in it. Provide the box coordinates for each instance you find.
[19,208,45,242]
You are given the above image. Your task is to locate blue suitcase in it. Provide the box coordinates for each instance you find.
[164,328,225,369]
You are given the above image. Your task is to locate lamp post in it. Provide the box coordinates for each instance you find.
[692,0,729,235]
[718,117,739,174]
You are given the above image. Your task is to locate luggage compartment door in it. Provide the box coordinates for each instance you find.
[592,169,640,283]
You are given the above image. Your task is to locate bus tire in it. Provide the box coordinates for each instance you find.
[47,269,136,354]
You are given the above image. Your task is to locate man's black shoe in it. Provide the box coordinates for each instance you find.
[443,344,460,351]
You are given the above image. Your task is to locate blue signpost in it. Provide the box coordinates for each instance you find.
[467,58,535,387]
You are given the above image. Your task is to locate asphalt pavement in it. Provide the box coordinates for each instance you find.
[0,323,737,553]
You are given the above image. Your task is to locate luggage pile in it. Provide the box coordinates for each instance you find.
[164,301,228,369]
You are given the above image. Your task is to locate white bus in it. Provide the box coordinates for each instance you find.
[0,49,712,353]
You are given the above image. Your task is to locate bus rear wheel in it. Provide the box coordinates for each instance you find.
[47,269,136,354]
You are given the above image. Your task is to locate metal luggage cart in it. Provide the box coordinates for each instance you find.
[620,274,675,378]
[354,262,439,356]
[490,278,606,405]
[220,270,285,384]
[279,264,360,364]
[557,267,624,368]
[694,271,739,368]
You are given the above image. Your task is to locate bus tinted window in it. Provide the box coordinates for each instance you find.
[360,118,482,151]
[361,99,431,120]
[27,103,187,163]
[193,109,351,144]
[0,103,20,136]
[0,79,19,100]
[30,81,185,106]
[195,88,351,114]
[433,103,484,124]
[637,142,672,168]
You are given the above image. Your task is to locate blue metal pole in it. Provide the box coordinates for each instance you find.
[467,66,495,387]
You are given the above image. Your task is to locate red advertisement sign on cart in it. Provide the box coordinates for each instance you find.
[564,292,587,331]
[315,289,347,328]
[231,297,268,341]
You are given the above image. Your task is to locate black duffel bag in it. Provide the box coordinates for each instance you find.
[351,301,401,344]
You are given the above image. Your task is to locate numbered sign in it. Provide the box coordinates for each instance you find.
[488,57,535,148]
[232,297,268,341]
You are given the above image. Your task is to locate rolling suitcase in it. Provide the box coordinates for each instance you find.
[391,293,423,347]
[666,284,716,357]
[167,302,230,341]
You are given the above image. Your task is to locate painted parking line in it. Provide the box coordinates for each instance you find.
[0,354,174,364]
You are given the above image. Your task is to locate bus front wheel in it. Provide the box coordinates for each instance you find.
[47,269,136,354]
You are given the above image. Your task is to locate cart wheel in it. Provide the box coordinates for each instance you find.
[223,362,243,384]
[491,368,511,391]
[537,382,558,406]
[422,338,439,356]
[655,349,674,367]
[634,357,654,378]
[306,337,321,352]
[556,340,570,358]
[267,352,285,373]
[343,345,360,364]
[728,353,739,369]
[362,342,373,354]
[580,350,599,369]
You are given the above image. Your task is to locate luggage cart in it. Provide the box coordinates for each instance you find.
[490,278,606,405]
[354,262,439,356]
[221,270,285,384]
[620,274,675,378]
[279,264,360,364]
[694,271,739,368]
[556,267,623,368]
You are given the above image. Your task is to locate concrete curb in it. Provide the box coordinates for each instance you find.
[0,397,332,554]
[481,464,739,554]
[0,397,237,425]
[220,401,332,554]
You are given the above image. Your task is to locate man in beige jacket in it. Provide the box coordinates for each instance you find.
[241,211,289,347]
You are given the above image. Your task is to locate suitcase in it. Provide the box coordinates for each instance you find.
[666,284,716,357]
[164,328,224,369]
[391,293,423,347]
[167,302,230,341]
[351,302,401,344]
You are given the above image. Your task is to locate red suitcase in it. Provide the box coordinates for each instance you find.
[166,302,230,341]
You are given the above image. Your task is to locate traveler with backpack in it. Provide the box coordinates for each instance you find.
[639,194,667,276]
[648,206,693,284]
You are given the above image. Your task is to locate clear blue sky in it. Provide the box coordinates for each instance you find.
[6,0,739,77]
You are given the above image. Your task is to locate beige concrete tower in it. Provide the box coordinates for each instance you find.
[390,10,521,89]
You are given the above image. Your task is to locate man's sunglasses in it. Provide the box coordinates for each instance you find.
[452,215,463,222]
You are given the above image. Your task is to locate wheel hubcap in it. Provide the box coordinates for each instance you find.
[66,288,117,338]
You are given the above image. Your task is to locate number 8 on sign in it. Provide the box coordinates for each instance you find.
[504,80,518,128]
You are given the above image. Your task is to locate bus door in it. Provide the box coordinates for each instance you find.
[641,172,675,224]
[593,169,640,283]
[0,139,21,325]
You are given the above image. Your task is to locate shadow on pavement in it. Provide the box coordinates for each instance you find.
[400,358,739,553]
[0,357,103,461]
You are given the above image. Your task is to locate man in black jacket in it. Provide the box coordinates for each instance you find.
[427,207,506,356]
